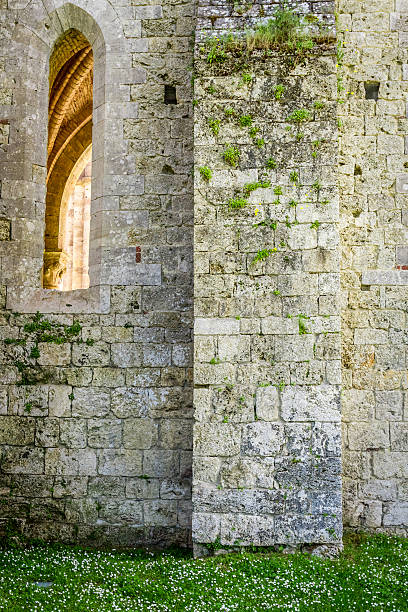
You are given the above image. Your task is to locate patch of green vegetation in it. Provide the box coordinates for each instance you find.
[241,72,252,84]
[314,100,325,109]
[227,197,248,210]
[206,33,236,64]
[289,199,297,208]
[224,107,235,117]
[204,7,329,66]
[298,313,310,335]
[239,114,253,127]
[310,220,320,229]
[253,219,277,230]
[251,248,277,264]
[254,138,265,148]
[249,126,259,138]
[209,357,221,365]
[208,118,221,136]
[289,170,299,184]
[207,84,216,94]
[272,84,285,100]
[286,109,311,124]
[246,7,316,53]
[223,145,241,167]
[312,180,321,192]
[243,181,271,196]
[296,132,304,142]
[199,166,213,181]
[273,186,283,196]
[4,312,83,385]
[266,157,277,169]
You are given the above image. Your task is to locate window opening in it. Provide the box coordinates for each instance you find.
[43,29,93,290]
[164,84,177,105]
[364,82,379,101]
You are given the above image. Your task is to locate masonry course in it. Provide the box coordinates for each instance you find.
[0,0,406,552]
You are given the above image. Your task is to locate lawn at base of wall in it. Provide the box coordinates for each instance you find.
[0,533,407,611]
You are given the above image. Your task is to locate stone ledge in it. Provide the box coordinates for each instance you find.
[6,285,111,314]
[362,270,408,286]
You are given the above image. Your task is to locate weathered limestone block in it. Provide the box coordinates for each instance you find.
[123,418,158,449]
[159,419,192,450]
[359,479,397,502]
[194,423,241,456]
[281,385,341,422]
[72,388,110,418]
[192,512,220,542]
[143,450,179,478]
[126,477,160,500]
[144,500,177,526]
[98,500,143,525]
[37,343,71,366]
[53,476,88,498]
[241,423,285,456]
[88,419,122,448]
[383,503,408,526]
[1,447,44,474]
[390,423,408,451]
[65,499,98,524]
[375,391,403,421]
[348,422,390,451]
[59,419,87,449]
[8,386,49,417]
[0,416,35,445]
[255,386,279,421]
[111,387,149,419]
[45,449,97,476]
[373,451,408,479]
[48,385,72,417]
[35,418,59,447]
[98,450,142,477]
[72,343,110,367]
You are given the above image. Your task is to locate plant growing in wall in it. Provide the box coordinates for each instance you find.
[223,145,241,167]
[5,312,82,385]
[199,166,213,181]
[251,248,277,264]
[208,118,221,136]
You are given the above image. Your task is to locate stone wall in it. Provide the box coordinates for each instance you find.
[192,1,343,550]
[339,0,408,535]
[0,0,194,547]
[1,0,408,552]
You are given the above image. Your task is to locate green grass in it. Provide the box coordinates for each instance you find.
[0,534,407,610]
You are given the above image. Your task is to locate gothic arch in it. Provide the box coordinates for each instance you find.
[6,0,131,306]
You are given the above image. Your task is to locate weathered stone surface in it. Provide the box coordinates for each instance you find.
[98,450,142,477]
[0,0,406,550]
[281,385,341,422]
[194,424,241,457]
[255,386,279,421]
[0,416,35,445]
[144,500,177,526]
[45,449,97,476]
[123,418,158,449]
[348,422,389,451]
[59,419,87,449]
[72,388,110,418]
[242,423,285,456]
[98,500,143,525]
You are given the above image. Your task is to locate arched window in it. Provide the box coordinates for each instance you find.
[43,29,93,291]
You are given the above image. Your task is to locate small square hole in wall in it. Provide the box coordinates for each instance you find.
[364,82,380,100]
[164,85,177,105]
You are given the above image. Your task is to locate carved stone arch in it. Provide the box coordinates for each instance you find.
[6,0,130,302]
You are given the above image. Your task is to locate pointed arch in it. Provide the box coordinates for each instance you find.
[6,0,133,313]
